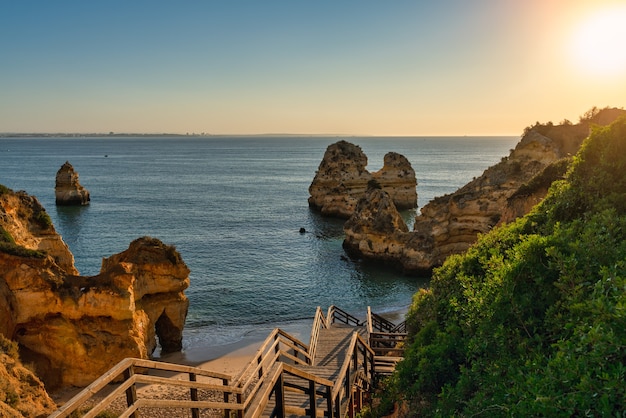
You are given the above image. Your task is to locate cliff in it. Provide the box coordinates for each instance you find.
[0,335,55,417]
[55,161,90,206]
[308,140,417,218]
[0,186,190,389]
[343,108,626,273]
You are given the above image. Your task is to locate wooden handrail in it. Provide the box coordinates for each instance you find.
[51,306,388,418]
[245,362,284,418]
[308,306,327,362]
[329,332,375,417]
[49,358,235,418]
[328,305,364,327]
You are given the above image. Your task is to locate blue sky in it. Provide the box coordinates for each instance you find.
[1,1,625,135]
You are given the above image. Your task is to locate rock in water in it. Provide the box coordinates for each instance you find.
[55,161,90,205]
[308,141,417,218]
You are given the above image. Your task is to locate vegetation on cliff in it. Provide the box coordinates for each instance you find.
[390,116,626,415]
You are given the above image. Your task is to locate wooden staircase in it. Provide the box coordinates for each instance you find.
[50,306,406,418]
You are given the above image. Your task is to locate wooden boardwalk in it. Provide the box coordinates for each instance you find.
[50,306,406,418]
[263,325,369,417]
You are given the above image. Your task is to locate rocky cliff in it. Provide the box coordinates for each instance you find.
[0,186,190,389]
[55,161,90,206]
[308,140,417,218]
[344,108,626,274]
[0,335,55,417]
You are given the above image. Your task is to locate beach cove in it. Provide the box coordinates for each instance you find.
[0,135,518,359]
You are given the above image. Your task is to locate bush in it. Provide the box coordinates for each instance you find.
[0,242,46,258]
[392,116,626,415]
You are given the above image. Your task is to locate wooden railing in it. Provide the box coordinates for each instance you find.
[49,306,384,417]
[260,362,335,418]
[367,306,406,334]
[329,332,375,417]
[49,358,241,418]
[327,305,364,327]
[308,306,328,363]
[233,328,312,417]
[366,307,408,377]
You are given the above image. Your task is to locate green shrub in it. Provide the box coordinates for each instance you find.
[34,210,52,228]
[393,116,626,415]
[0,242,46,258]
[0,226,14,244]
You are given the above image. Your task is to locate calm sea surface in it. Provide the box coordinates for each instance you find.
[0,136,518,357]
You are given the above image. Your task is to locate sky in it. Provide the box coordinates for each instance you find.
[1,0,625,136]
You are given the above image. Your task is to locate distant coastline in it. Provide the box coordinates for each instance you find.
[0,132,355,138]
[0,132,514,139]
[0,132,202,138]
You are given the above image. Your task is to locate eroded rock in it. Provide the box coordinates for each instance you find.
[343,108,626,274]
[55,161,90,206]
[308,141,417,218]
[0,187,190,389]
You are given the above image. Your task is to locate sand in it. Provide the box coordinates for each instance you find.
[50,309,406,416]
[50,322,313,416]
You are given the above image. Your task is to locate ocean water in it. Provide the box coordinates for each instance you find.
[0,135,518,357]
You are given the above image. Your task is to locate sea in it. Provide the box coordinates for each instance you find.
[0,135,518,361]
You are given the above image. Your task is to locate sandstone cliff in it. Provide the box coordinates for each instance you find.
[308,140,417,218]
[0,335,55,417]
[55,161,90,206]
[343,108,626,274]
[0,186,190,389]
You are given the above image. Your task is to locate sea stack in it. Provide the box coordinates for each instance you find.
[55,161,90,205]
[308,140,417,218]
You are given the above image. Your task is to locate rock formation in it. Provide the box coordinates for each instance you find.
[0,335,56,417]
[343,186,410,266]
[308,141,417,218]
[1,187,190,389]
[55,161,90,205]
[343,108,626,274]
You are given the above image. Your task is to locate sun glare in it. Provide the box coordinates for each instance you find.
[570,5,626,77]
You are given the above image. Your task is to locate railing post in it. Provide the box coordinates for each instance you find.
[274,372,285,418]
[355,386,363,416]
[258,355,263,379]
[348,387,355,418]
[123,365,138,418]
[309,379,317,417]
[222,378,231,418]
[236,392,243,418]
[189,373,200,418]
[326,385,334,418]
[274,333,280,357]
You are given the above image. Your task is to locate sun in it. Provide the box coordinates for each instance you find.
[570,5,626,77]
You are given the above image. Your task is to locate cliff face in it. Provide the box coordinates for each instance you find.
[308,141,417,218]
[0,336,56,417]
[0,187,190,389]
[343,108,626,274]
[343,186,410,265]
[0,190,77,275]
[55,161,90,206]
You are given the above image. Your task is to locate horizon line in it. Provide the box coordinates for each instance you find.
[0,131,520,138]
